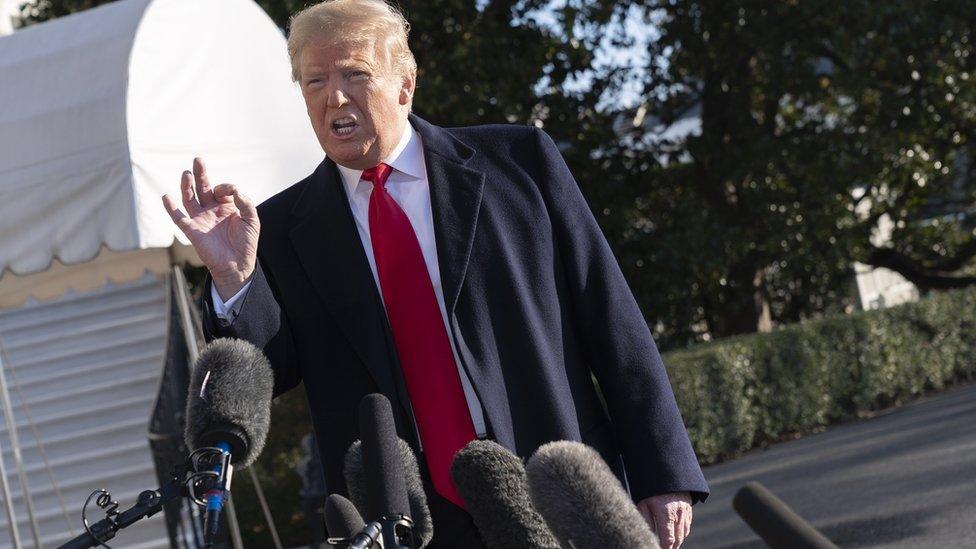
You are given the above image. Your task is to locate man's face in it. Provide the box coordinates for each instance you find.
[299,38,414,170]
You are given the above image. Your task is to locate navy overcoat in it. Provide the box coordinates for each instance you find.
[203,113,709,506]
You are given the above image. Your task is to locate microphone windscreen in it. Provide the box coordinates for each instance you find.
[733,482,837,549]
[324,494,366,539]
[359,394,411,520]
[450,440,560,549]
[526,441,659,549]
[344,439,434,548]
[185,338,274,467]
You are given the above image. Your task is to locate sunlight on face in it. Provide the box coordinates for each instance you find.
[299,38,415,170]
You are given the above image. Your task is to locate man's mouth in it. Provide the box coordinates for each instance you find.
[331,116,358,137]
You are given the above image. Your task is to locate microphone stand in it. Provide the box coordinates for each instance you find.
[379,515,414,549]
[326,515,414,549]
[58,469,189,549]
[58,447,230,549]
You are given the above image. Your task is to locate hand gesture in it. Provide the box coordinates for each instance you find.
[162,157,259,299]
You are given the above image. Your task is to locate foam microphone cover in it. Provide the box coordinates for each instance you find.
[344,439,434,548]
[185,338,274,467]
[526,441,659,549]
[450,440,560,549]
[733,482,838,549]
[358,394,411,521]
[325,494,367,539]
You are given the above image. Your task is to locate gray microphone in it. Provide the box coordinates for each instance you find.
[185,338,275,547]
[525,441,660,549]
[185,338,274,465]
[344,438,434,548]
[450,440,560,549]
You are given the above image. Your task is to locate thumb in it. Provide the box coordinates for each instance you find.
[230,186,258,223]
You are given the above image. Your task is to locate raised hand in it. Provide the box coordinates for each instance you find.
[162,157,260,300]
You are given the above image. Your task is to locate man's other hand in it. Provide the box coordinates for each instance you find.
[637,491,693,549]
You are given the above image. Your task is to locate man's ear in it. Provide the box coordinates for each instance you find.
[399,71,416,106]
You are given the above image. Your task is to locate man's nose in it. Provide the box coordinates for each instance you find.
[327,84,349,108]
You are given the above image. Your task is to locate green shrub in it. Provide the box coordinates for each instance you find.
[664,287,976,465]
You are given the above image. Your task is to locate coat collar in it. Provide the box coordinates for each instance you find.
[286,112,486,389]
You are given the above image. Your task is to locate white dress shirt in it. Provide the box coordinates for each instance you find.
[211,123,486,437]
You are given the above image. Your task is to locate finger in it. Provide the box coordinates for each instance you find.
[230,186,258,223]
[661,513,677,549]
[181,170,202,216]
[212,183,237,204]
[193,157,216,206]
[650,508,667,548]
[674,509,688,549]
[684,507,692,540]
[162,194,192,232]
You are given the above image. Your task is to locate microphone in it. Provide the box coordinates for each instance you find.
[733,482,838,549]
[185,338,274,548]
[525,441,659,549]
[344,438,434,547]
[358,394,415,548]
[324,494,384,549]
[449,440,560,549]
[325,493,366,538]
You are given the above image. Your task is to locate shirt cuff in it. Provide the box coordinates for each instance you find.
[211,280,252,323]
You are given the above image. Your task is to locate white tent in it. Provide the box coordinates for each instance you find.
[0,0,323,546]
[0,0,322,292]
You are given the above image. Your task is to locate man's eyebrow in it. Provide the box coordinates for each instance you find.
[336,58,373,70]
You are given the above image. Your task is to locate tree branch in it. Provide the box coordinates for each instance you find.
[865,247,976,290]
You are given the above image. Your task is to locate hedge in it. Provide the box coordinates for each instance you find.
[233,287,976,546]
[663,286,976,465]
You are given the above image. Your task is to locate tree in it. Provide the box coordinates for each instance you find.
[615,0,976,344]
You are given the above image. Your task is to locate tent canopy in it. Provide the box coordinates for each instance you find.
[0,0,323,280]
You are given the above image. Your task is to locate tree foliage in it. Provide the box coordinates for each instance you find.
[612,0,976,346]
[15,0,976,351]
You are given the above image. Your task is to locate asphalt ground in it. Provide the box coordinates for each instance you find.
[685,382,976,548]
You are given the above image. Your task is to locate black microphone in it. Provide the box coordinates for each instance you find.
[325,494,366,540]
[344,438,434,547]
[185,338,274,548]
[358,393,414,548]
[325,494,385,549]
[733,482,838,549]
[450,440,560,549]
[525,441,660,549]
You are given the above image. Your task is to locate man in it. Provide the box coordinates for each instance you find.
[162,0,708,547]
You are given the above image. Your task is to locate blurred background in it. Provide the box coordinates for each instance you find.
[1,0,975,547]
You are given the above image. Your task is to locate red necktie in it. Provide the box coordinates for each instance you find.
[363,163,476,509]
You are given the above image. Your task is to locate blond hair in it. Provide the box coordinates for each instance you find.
[287,0,417,83]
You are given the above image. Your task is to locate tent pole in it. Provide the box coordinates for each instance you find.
[0,345,40,548]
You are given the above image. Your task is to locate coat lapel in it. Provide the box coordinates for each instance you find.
[409,114,486,313]
[410,115,507,439]
[287,160,400,402]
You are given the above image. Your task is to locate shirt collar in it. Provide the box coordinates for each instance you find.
[335,121,424,197]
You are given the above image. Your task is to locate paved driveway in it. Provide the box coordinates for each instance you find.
[686,382,976,548]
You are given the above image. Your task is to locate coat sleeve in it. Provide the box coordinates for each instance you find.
[201,259,302,398]
[531,128,709,503]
